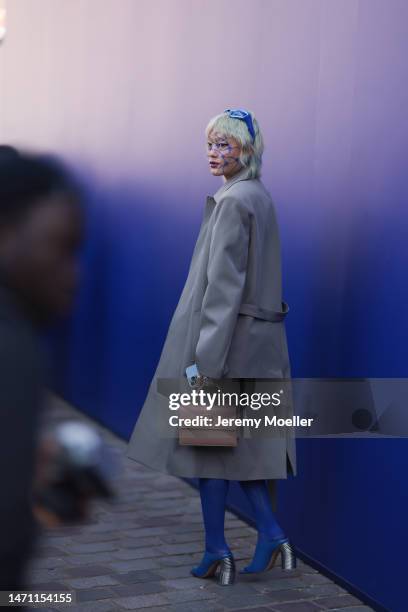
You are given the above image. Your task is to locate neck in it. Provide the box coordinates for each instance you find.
[222,165,245,183]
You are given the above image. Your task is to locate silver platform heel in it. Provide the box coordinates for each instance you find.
[280,540,297,571]
[218,554,236,585]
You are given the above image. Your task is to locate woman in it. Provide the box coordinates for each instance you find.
[126,108,296,585]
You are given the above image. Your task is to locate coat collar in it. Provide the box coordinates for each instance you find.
[211,165,253,204]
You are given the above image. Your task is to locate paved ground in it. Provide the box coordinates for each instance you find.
[25,395,374,612]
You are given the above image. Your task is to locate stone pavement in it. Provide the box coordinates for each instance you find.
[25,395,373,612]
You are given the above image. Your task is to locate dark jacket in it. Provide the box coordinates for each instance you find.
[0,283,46,589]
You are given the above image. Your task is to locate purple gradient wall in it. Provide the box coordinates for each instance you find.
[1,1,407,610]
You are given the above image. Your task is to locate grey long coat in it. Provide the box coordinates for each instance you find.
[126,166,296,482]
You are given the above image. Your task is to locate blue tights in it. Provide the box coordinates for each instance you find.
[240,479,285,540]
[199,478,231,555]
[198,478,285,555]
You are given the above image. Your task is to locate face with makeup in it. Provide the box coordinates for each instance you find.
[207,131,243,181]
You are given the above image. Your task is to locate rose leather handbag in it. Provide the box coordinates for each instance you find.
[178,379,239,447]
[178,400,238,447]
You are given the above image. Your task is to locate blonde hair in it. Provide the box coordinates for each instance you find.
[205,109,264,178]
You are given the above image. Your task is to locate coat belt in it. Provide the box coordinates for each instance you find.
[239,301,289,322]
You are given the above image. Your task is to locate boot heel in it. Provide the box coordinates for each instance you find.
[280,541,296,571]
[218,555,236,585]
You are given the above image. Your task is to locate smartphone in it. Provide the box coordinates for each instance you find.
[185,363,200,387]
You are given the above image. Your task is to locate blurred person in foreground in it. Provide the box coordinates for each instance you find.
[0,147,83,589]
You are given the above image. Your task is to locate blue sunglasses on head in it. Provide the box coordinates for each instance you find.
[224,108,256,143]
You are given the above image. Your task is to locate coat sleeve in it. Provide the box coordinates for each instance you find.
[194,194,250,378]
